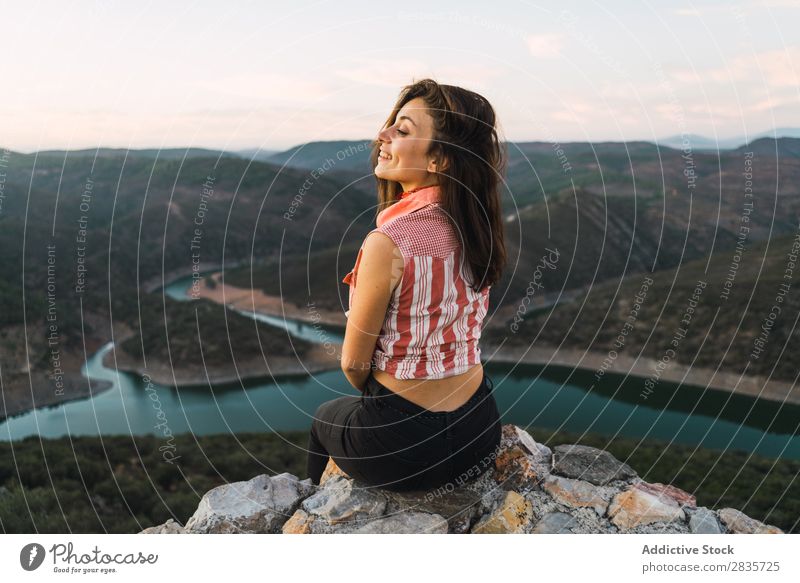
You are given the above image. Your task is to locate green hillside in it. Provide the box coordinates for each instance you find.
[485,230,800,383]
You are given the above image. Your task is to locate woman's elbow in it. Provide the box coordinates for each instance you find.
[340,354,363,372]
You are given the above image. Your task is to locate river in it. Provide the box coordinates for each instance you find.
[1,274,798,460]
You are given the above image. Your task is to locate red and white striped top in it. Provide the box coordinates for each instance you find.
[342,185,490,379]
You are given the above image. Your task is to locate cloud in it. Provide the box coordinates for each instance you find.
[525,33,564,58]
[668,47,800,89]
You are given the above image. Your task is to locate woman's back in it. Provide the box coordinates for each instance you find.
[344,188,491,411]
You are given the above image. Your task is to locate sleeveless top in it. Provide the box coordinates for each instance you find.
[342,185,490,379]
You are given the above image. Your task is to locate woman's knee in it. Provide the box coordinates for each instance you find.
[312,401,338,433]
[314,396,359,422]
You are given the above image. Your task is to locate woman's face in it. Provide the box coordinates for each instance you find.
[375,96,441,191]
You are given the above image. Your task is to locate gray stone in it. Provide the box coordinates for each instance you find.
[139,518,185,534]
[542,474,612,516]
[689,507,724,534]
[552,444,638,485]
[384,481,484,534]
[532,511,579,533]
[355,512,448,534]
[301,475,387,525]
[514,426,552,460]
[718,507,783,534]
[184,472,313,533]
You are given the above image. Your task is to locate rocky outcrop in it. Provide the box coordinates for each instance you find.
[139,424,785,535]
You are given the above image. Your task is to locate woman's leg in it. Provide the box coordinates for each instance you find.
[306,418,332,485]
[306,395,363,485]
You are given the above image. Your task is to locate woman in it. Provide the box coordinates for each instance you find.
[306,78,507,492]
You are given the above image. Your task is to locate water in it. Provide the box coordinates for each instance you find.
[2,275,798,460]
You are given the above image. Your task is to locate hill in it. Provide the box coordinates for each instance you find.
[0,151,373,419]
[484,230,800,386]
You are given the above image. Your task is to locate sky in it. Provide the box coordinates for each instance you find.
[2,0,798,152]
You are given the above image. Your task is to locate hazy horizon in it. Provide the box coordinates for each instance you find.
[5,124,800,156]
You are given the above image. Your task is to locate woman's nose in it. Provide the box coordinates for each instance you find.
[377,126,391,141]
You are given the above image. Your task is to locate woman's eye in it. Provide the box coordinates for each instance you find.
[397,129,408,136]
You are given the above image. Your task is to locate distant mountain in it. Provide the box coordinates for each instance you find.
[656,127,800,151]
[235,148,281,162]
[32,147,240,160]
[735,136,800,158]
[263,140,375,174]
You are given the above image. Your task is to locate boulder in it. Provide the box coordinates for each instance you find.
[607,486,685,530]
[532,511,580,534]
[542,474,612,516]
[355,512,448,534]
[298,474,388,531]
[552,444,638,486]
[138,518,185,534]
[471,490,534,533]
[688,507,724,534]
[718,508,783,534]
[183,472,313,534]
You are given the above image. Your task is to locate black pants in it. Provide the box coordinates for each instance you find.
[306,370,502,492]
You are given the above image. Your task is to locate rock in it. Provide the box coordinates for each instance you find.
[384,481,484,534]
[718,508,783,534]
[542,474,612,516]
[282,509,314,534]
[471,490,534,533]
[633,480,697,509]
[608,486,685,530]
[139,518,185,534]
[320,457,349,485]
[494,426,550,492]
[183,472,313,534]
[552,444,638,485]
[513,425,552,459]
[355,512,448,534]
[301,475,387,526]
[688,507,724,534]
[136,424,785,536]
[532,511,580,533]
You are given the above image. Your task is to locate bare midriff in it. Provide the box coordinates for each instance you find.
[371,362,484,412]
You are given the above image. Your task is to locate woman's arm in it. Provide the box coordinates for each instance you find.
[340,231,403,391]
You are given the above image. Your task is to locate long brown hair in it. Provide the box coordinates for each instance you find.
[370,78,507,292]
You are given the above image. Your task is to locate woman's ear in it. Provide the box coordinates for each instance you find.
[428,156,448,173]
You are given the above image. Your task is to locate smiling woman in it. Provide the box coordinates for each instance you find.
[307,78,508,493]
